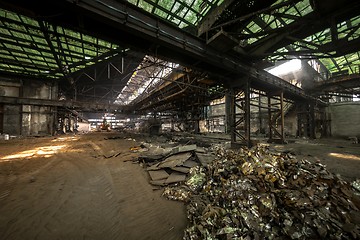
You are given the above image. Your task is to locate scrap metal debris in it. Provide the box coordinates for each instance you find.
[352,179,360,195]
[164,145,360,240]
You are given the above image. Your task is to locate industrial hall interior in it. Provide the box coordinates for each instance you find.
[0,0,360,239]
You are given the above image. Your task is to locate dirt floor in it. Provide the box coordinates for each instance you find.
[0,132,360,240]
[0,132,187,240]
[271,138,360,182]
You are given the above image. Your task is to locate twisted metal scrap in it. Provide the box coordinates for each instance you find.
[167,145,360,240]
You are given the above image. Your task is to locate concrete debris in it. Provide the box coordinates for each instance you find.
[149,179,167,186]
[158,152,192,168]
[171,166,191,174]
[182,160,199,168]
[138,144,211,187]
[163,145,360,240]
[196,153,216,167]
[165,172,187,184]
[172,144,197,154]
[148,170,169,181]
[195,147,207,154]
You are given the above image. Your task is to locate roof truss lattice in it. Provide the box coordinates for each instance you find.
[0,8,120,79]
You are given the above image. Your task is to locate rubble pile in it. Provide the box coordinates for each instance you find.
[138,144,216,186]
[163,145,360,240]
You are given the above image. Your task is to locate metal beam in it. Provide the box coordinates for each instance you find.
[38,20,68,77]
[0,0,324,105]
[197,0,235,37]
[1,0,309,101]
[249,2,360,56]
[267,92,287,143]
[0,96,128,112]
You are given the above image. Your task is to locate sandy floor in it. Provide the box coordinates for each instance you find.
[0,132,360,240]
[271,138,360,181]
[0,132,187,240]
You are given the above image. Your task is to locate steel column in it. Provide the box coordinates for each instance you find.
[267,92,286,143]
[229,88,236,143]
[225,90,232,134]
[230,79,251,147]
[280,91,285,140]
[244,80,251,146]
[267,96,273,140]
[309,101,316,139]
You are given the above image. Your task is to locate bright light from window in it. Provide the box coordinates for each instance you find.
[267,59,302,76]
[1,145,66,161]
[329,152,360,161]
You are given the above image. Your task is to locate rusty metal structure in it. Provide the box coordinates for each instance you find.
[0,0,359,142]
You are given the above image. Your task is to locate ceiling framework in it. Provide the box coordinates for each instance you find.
[192,0,360,75]
[61,50,145,104]
[0,8,121,79]
[116,55,179,105]
[127,0,224,30]
[128,0,360,75]
[130,64,225,113]
[0,0,359,114]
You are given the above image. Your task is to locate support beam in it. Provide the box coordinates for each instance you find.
[267,92,286,143]
[0,0,313,101]
[197,0,235,37]
[309,101,316,139]
[248,0,360,56]
[229,88,236,143]
[225,90,232,134]
[244,79,251,147]
[0,96,129,112]
[38,21,68,77]
[280,91,285,140]
[230,79,251,147]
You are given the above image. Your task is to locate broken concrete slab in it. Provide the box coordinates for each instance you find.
[171,166,190,174]
[149,179,167,186]
[148,170,169,181]
[171,144,197,154]
[158,152,192,168]
[196,153,216,167]
[140,154,165,163]
[182,160,199,168]
[195,147,207,153]
[165,172,186,184]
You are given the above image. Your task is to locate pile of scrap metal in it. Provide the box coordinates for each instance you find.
[162,145,360,240]
[138,144,216,186]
